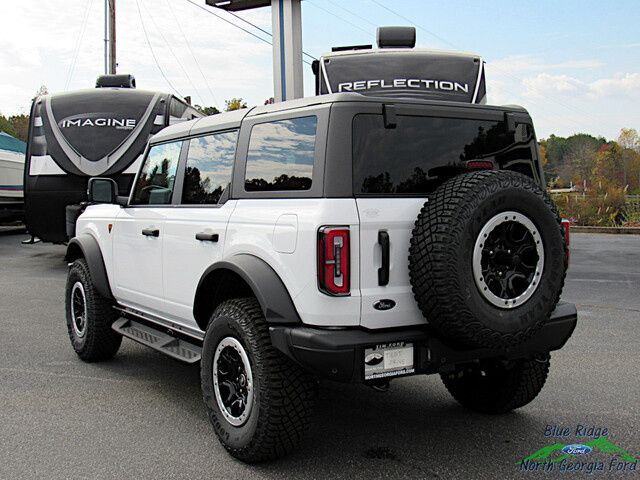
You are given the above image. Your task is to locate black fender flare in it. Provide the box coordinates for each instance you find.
[194,254,301,329]
[65,234,114,300]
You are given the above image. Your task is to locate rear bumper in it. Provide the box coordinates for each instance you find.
[270,302,577,383]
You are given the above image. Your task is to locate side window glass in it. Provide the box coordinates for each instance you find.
[244,116,317,191]
[182,131,237,205]
[131,141,182,205]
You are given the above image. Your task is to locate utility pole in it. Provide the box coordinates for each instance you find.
[103,0,108,74]
[108,0,117,74]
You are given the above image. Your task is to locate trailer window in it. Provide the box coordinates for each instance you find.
[244,116,317,191]
[131,141,183,205]
[182,131,237,205]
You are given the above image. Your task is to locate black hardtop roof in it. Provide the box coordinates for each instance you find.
[150,92,529,144]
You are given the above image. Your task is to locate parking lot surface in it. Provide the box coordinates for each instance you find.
[0,232,638,479]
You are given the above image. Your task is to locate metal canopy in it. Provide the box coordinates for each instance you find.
[206,0,303,102]
[205,0,271,11]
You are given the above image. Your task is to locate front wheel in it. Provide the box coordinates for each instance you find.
[200,298,316,463]
[65,258,122,362]
[440,356,550,414]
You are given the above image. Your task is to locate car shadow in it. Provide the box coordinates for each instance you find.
[92,346,550,479]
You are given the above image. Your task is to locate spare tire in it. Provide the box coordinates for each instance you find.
[409,170,566,349]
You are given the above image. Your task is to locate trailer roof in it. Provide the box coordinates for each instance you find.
[321,47,481,59]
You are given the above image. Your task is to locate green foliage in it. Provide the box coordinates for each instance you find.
[622,196,640,226]
[195,105,220,116]
[0,114,29,142]
[542,128,640,196]
[553,188,629,226]
[224,98,247,112]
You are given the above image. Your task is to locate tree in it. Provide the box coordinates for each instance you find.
[593,143,625,189]
[34,85,48,98]
[195,105,220,116]
[618,128,640,152]
[618,128,640,190]
[0,114,29,142]
[538,142,548,168]
[225,98,247,111]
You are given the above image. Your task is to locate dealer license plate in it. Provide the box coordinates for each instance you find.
[364,342,415,380]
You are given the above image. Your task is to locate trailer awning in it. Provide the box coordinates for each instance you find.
[0,131,26,154]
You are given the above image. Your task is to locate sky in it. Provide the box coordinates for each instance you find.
[0,0,638,140]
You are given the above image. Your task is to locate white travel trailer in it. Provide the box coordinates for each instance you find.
[0,131,26,222]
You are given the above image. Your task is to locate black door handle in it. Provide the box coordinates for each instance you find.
[195,232,219,242]
[141,228,160,237]
[378,230,390,286]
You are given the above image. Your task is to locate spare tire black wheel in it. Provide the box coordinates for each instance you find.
[409,170,566,349]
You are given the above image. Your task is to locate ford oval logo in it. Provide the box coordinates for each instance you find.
[364,352,384,366]
[562,444,593,455]
[374,299,396,311]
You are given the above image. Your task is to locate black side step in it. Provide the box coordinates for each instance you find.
[112,318,202,364]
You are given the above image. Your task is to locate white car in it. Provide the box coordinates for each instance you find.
[64,93,576,462]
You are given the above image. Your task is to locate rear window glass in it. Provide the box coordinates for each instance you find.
[245,116,317,191]
[353,114,528,195]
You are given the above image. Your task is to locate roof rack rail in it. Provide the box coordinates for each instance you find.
[331,44,372,52]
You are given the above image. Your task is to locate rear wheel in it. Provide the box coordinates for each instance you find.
[65,258,121,362]
[441,356,550,414]
[201,298,316,463]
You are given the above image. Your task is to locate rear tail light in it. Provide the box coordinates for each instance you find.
[318,226,350,296]
[561,219,570,267]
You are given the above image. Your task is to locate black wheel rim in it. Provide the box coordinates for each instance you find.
[70,282,87,338]
[473,211,544,309]
[213,337,254,426]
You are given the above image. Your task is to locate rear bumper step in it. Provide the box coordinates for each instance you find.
[112,318,202,364]
[270,302,578,383]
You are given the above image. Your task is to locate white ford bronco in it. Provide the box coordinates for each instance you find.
[64,93,577,462]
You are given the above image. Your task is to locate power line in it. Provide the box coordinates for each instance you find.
[183,0,313,66]
[224,7,317,61]
[64,0,95,90]
[324,0,378,28]
[134,0,182,97]
[165,0,220,108]
[142,0,205,105]
[370,0,457,49]
[369,0,602,130]
[306,0,374,40]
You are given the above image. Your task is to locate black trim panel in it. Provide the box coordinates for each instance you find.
[193,254,301,327]
[270,302,577,383]
[65,234,114,300]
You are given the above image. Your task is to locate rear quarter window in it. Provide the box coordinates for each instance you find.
[244,116,317,191]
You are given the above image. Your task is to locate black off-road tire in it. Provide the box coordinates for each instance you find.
[441,357,550,414]
[65,258,122,362]
[201,298,316,463]
[409,170,566,349]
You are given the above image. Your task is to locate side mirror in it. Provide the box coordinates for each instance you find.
[87,177,118,204]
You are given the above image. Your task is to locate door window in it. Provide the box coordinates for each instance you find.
[181,131,237,205]
[182,131,238,205]
[131,141,182,205]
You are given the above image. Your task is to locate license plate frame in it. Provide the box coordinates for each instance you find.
[364,342,415,380]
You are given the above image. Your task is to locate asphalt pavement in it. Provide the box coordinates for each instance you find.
[0,232,638,479]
